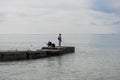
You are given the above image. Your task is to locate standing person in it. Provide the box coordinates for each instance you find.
[58,34,62,46]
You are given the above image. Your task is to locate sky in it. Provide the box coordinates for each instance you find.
[0,0,120,34]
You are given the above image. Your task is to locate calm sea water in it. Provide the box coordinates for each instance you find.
[0,34,120,80]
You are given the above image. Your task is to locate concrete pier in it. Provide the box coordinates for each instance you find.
[0,46,75,61]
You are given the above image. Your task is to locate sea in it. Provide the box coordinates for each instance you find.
[0,34,120,80]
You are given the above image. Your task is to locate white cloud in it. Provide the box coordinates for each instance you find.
[0,0,119,34]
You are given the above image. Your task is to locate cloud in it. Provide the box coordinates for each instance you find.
[0,12,6,23]
[113,21,120,25]
[0,0,120,34]
[91,0,120,14]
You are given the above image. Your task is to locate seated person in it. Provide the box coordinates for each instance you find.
[47,41,56,47]
[47,41,52,47]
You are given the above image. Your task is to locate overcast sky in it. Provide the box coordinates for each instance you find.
[0,0,120,34]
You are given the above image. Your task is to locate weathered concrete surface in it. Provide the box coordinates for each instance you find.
[0,50,47,61]
[42,46,75,53]
[0,46,75,61]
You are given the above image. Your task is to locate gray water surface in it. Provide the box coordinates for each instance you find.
[0,34,120,80]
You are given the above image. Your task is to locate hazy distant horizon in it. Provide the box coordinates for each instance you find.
[0,33,119,35]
